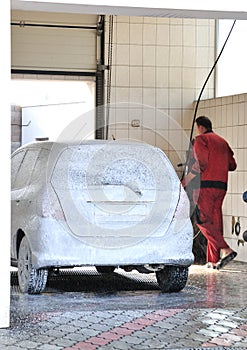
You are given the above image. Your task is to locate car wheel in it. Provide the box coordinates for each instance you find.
[18,236,48,294]
[156,266,188,293]
[96,266,115,273]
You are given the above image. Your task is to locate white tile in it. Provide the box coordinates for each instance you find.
[238,102,245,125]
[116,22,129,44]
[222,195,231,216]
[169,109,182,127]
[232,103,239,127]
[143,88,155,107]
[196,47,210,68]
[129,45,143,66]
[169,47,183,67]
[169,89,182,109]
[182,109,194,129]
[116,45,129,65]
[244,102,247,124]
[156,46,169,66]
[221,105,227,127]
[155,132,169,152]
[182,89,196,108]
[130,23,143,45]
[183,25,196,46]
[183,47,196,67]
[115,107,129,124]
[129,67,143,87]
[143,24,157,45]
[143,108,155,130]
[169,130,183,151]
[169,67,182,88]
[143,129,156,145]
[196,25,209,47]
[143,46,156,66]
[128,128,143,142]
[156,67,169,88]
[156,88,169,109]
[232,126,238,149]
[237,124,245,148]
[129,88,143,105]
[116,66,129,86]
[156,111,169,130]
[115,87,129,103]
[156,24,169,45]
[170,25,183,46]
[183,68,195,88]
[195,68,209,89]
[143,67,155,87]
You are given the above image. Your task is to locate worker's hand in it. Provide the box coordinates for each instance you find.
[181,172,195,188]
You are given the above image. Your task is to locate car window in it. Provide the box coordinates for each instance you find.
[31,149,50,183]
[11,151,26,188]
[14,149,40,189]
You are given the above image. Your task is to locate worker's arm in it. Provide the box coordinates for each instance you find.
[181,171,196,188]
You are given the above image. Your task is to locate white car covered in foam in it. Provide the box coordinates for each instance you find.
[11,140,194,294]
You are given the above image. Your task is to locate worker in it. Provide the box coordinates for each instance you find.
[182,116,237,269]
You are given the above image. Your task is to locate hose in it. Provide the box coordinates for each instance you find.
[181,19,236,180]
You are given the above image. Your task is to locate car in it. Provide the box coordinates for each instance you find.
[11,140,194,294]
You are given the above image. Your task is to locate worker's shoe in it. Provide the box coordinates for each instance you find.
[216,251,237,270]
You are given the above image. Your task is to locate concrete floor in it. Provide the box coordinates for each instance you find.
[0,261,247,350]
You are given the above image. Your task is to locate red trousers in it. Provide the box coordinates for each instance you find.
[194,188,229,263]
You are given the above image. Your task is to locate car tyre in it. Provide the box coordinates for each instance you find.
[96,266,115,273]
[156,265,188,293]
[18,236,48,294]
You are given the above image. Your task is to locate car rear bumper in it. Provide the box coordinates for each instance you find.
[30,218,194,269]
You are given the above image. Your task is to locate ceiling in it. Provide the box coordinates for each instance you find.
[11,0,247,20]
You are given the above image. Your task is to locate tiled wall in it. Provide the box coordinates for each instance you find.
[105,16,247,262]
[197,94,247,262]
[105,16,215,177]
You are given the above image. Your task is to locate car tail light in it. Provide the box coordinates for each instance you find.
[41,187,65,220]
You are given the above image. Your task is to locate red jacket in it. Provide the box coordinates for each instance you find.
[191,131,237,190]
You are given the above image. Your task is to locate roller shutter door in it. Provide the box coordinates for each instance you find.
[11,11,98,73]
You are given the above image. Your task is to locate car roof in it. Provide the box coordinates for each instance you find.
[12,140,155,155]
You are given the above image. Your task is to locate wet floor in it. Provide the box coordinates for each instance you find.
[1,261,247,349]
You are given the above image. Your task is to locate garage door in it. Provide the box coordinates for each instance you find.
[11,10,98,73]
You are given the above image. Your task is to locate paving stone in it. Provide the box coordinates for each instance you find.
[17,340,42,348]
[117,335,144,345]
[37,344,63,350]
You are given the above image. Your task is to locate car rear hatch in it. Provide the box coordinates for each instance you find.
[51,141,180,248]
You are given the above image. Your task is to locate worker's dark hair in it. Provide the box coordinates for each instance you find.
[195,116,212,130]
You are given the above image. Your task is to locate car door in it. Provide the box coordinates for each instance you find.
[11,149,40,257]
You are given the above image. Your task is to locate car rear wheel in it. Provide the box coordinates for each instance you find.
[156,266,188,293]
[18,236,48,294]
[96,266,115,273]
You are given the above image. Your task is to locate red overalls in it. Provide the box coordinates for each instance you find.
[191,131,237,263]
